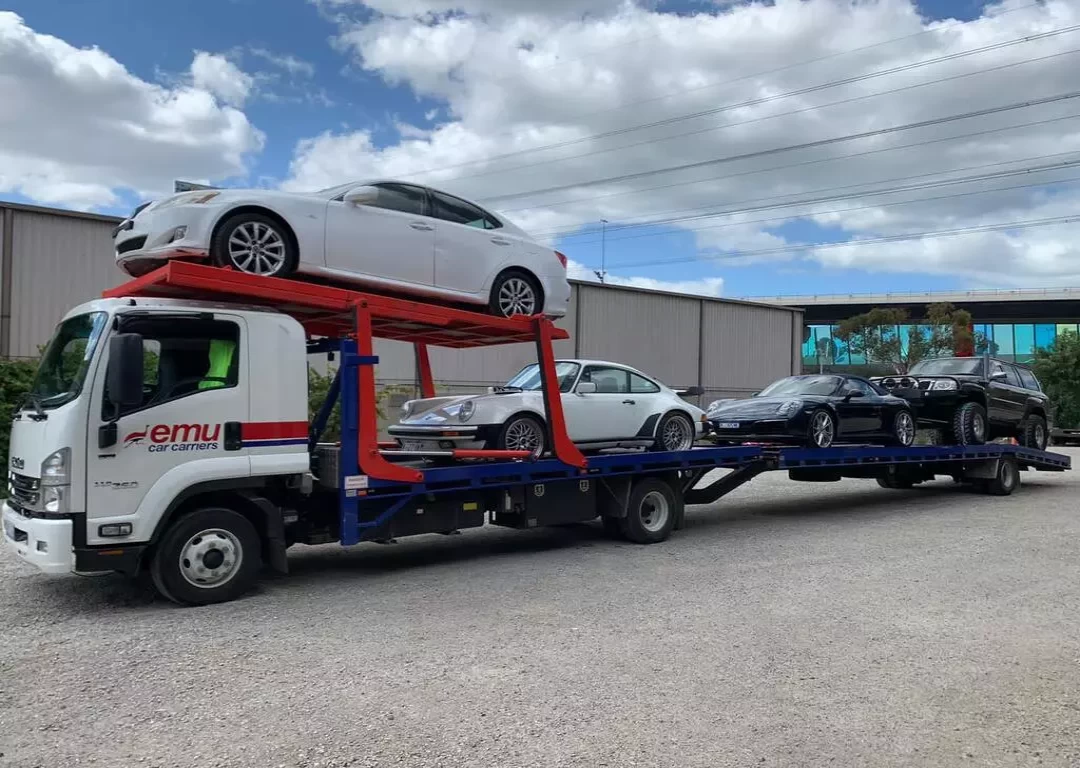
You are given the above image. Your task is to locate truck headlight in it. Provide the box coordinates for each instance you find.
[459,400,475,422]
[40,448,70,514]
[929,379,958,391]
[41,448,70,486]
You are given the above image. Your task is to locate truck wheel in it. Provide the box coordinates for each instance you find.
[952,402,988,445]
[984,458,1020,496]
[150,506,262,606]
[619,477,678,544]
[1020,415,1048,451]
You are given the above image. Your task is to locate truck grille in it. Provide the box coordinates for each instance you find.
[8,472,40,510]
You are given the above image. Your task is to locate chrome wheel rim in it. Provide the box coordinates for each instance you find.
[812,411,834,447]
[662,416,693,451]
[179,528,242,589]
[228,221,287,275]
[639,491,670,533]
[504,418,544,452]
[895,411,915,445]
[498,278,537,316]
[973,411,987,442]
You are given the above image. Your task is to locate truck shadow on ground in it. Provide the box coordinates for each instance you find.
[11,479,1062,613]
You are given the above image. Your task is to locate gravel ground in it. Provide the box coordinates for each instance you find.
[3,451,1080,768]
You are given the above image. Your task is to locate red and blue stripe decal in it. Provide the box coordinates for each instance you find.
[242,421,308,448]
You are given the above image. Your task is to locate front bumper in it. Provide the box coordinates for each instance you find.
[387,424,490,451]
[2,502,74,575]
[890,389,962,424]
[114,204,217,276]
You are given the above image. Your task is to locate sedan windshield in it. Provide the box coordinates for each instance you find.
[909,358,983,375]
[758,375,842,397]
[505,362,580,393]
[30,312,108,408]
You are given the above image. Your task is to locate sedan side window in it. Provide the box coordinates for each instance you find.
[629,373,660,394]
[431,191,502,229]
[368,184,427,216]
[581,367,630,394]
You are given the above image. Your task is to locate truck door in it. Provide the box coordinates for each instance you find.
[85,314,250,546]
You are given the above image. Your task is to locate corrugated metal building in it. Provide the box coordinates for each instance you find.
[0,200,803,401]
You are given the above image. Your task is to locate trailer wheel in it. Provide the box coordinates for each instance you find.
[876,475,914,490]
[952,402,988,445]
[984,458,1020,496]
[150,506,262,606]
[619,477,678,544]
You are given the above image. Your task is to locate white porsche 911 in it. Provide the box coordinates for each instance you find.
[112,181,571,318]
[388,359,706,455]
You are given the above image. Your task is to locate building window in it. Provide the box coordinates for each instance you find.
[1035,324,1056,352]
[992,324,1014,359]
[1056,323,1078,341]
[1014,324,1035,361]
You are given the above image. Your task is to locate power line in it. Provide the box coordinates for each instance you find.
[507,112,1080,224]
[605,214,1080,271]
[568,170,1080,249]
[479,88,1080,205]
[393,1,1042,180]
[548,152,1080,244]
[448,23,1080,189]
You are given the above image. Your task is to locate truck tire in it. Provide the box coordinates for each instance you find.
[876,475,914,490]
[619,477,678,544]
[984,458,1020,496]
[1020,414,1048,451]
[952,402,988,445]
[150,506,262,606]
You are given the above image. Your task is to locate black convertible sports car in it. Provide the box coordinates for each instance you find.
[704,374,916,448]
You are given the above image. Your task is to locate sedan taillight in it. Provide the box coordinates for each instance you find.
[554,250,568,268]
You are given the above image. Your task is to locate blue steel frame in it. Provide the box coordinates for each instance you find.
[309,334,1071,546]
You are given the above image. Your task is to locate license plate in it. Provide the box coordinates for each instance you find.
[399,440,436,452]
[717,422,740,429]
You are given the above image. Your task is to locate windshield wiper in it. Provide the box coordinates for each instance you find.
[16,393,48,421]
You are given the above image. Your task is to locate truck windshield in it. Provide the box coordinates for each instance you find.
[505,362,580,392]
[909,358,983,375]
[30,312,108,408]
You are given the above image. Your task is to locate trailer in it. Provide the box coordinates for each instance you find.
[2,262,1071,605]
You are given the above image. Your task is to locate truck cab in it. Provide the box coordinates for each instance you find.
[2,297,309,599]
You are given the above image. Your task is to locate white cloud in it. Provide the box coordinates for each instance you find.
[247,47,316,78]
[190,51,254,106]
[568,258,724,296]
[0,13,263,209]
[288,0,1080,292]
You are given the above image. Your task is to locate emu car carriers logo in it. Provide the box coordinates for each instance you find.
[124,423,221,453]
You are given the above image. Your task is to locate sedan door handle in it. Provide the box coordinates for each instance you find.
[490,237,512,245]
[622,399,636,405]
[410,222,434,231]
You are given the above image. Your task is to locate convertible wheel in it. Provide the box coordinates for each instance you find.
[806,409,836,449]
[489,270,542,318]
[654,412,695,452]
[891,409,916,447]
[211,213,297,278]
[493,415,546,456]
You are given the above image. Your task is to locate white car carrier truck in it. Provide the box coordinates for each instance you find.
[3,262,1071,605]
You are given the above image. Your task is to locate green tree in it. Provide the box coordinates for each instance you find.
[814,336,835,373]
[0,358,41,487]
[834,303,982,373]
[1033,330,1080,429]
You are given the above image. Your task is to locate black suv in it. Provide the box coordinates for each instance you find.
[871,356,1050,449]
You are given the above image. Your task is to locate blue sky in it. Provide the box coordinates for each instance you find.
[4,0,1071,298]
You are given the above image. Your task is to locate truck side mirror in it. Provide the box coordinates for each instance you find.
[107,333,144,409]
[990,370,1007,381]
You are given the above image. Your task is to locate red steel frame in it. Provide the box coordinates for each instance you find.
[104,262,587,480]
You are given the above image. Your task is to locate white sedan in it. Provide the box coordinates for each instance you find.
[388,359,706,455]
[112,181,571,318]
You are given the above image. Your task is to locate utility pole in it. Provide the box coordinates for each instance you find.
[593,218,608,283]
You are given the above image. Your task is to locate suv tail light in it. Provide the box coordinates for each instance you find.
[554,250,567,269]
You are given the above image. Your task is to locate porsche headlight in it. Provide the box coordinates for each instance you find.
[459,400,475,422]
[929,379,958,391]
[777,399,802,417]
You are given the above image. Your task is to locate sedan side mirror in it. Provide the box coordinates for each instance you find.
[576,382,597,395]
[343,185,380,206]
